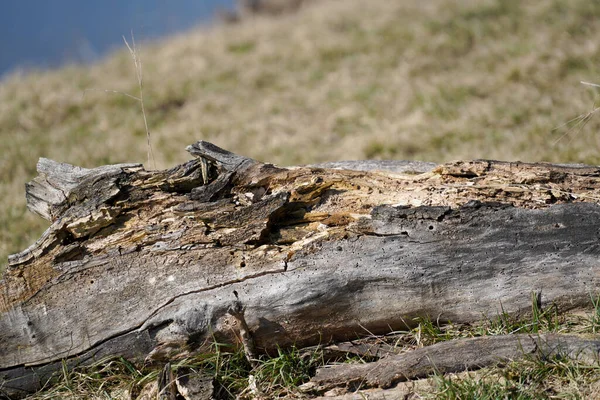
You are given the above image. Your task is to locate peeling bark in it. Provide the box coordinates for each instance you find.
[2,141,600,397]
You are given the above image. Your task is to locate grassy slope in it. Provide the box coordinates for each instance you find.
[2,0,600,267]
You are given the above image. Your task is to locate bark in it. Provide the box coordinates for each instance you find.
[2,141,600,397]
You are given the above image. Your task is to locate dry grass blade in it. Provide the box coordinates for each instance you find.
[553,81,600,146]
[82,88,141,102]
[552,104,599,146]
[123,30,155,170]
[581,81,600,89]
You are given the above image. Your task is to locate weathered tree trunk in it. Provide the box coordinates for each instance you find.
[2,141,600,397]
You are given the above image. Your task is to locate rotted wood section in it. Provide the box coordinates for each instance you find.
[2,141,600,397]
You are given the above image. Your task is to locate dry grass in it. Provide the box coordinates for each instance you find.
[3,0,600,268]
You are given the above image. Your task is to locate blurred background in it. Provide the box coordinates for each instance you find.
[2,0,600,270]
[0,0,236,77]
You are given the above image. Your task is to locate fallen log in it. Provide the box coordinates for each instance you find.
[2,141,600,397]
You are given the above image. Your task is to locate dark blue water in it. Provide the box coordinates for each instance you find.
[0,0,236,77]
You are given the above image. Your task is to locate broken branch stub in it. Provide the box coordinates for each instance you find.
[302,334,600,394]
[2,141,600,397]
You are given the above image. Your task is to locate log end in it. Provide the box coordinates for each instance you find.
[25,158,142,222]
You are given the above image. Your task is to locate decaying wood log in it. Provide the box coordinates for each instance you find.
[302,333,600,393]
[2,140,600,397]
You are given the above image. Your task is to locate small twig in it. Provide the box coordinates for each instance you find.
[157,362,177,400]
[227,291,258,369]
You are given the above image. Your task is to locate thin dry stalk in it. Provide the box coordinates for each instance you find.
[553,81,600,146]
[82,88,141,101]
[81,31,156,170]
[123,31,156,170]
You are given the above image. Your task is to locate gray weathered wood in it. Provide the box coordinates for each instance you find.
[302,333,600,393]
[175,368,214,400]
[307,159,437,174]
[2,141,600,397]
[26,158,141,222]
